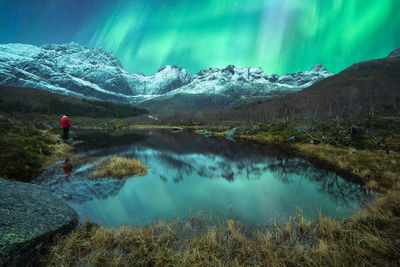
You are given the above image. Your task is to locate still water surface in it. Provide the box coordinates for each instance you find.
[35,129,368,226]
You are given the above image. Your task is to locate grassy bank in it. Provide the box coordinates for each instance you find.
[196,119,400,191]
[41,191,400,266]
[0,115,70,182]
[295,144,400,192]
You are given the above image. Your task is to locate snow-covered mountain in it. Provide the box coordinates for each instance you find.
[0,43,193,101]
[0,43,333,111]
[169,64,331,96]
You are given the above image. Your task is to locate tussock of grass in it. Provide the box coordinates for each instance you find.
[295,143,400,192]
[93,156,148,179]
[40,192,400,266]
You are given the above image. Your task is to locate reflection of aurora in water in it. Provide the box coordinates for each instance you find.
[36,130,370,226]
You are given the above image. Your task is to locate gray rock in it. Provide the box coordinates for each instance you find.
[294,124,311,133]
[200,130,213,137]
[69,130,76,138]
[226,127,238,139]
[0,179,78,266]
[286,136,296,143]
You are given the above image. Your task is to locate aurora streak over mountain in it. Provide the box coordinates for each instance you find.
[0,0,399,75]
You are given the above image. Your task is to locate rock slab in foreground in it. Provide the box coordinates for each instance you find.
[0,179,79,266]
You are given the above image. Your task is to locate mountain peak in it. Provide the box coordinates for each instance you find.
[40,42,123,68]
[40,42,86,52]
[311,64,329,73]
[387,47,400,58]
[157,64,183,73]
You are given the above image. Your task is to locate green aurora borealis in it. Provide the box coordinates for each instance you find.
[1,0,400,75]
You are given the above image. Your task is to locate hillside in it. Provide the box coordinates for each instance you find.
[233,49,400,119]
[0,85,148,118]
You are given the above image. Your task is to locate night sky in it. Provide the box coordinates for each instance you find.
[0,0,399,75]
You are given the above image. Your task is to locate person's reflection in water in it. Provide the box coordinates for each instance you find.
[63,157,73,178]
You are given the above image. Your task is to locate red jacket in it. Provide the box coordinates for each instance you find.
[60,117,71,128]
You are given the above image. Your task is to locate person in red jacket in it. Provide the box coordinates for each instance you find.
[60,115,71,139]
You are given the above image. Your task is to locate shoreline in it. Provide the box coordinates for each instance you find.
[1,116,398,265]
[39,125,399,266]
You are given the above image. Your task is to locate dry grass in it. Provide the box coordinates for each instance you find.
[295,144,400,192]
[45,135,72,165]
[93,156,148,179]
[241,133,285,144]
[40,191,400,266]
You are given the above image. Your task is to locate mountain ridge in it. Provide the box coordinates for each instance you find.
[0,42,332,110]
[232,47,400,119]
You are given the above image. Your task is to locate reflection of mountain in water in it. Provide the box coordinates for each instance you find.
[73,130,148,152]
[36,129,367,206]
[267,157,366,206]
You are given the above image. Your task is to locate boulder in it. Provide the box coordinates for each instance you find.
[286,136,296,143]
[226,127,238,139]
[294,124,311,133]
[0,179,78,266]
[200,130,213,137]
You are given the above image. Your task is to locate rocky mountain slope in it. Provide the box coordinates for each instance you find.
[0,43,332,112]
[0,43,193,101]
[237,47,400,118]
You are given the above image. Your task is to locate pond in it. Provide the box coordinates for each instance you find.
[34,129,370,227]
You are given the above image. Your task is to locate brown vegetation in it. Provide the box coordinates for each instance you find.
[295,144,400,192]
[93,156,148,179]
[41,190,400,266]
